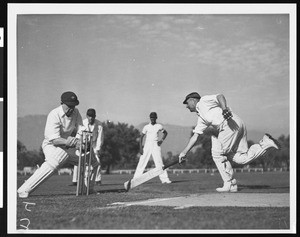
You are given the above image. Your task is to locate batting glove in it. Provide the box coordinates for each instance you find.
[222,108,233,120]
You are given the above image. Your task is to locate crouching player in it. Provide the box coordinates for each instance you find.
[72,108,104,186]
[17,91,100,198]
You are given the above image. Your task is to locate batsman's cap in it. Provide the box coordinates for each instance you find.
[183,92,201,104]
[87,108,96,117]
[61,91,79,106]
[149,112,157,118]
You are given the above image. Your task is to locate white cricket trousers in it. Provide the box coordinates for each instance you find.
[17,145,99,196]
[133,141,170,183]
[211,114,276,183]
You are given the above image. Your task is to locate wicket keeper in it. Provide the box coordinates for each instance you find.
[72,108,104,186]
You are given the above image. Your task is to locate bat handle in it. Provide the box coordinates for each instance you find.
[163,159,183,170]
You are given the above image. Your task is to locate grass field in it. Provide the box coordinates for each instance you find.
[16,171,290,232]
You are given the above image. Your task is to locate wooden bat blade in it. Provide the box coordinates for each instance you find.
[124,159,181,191]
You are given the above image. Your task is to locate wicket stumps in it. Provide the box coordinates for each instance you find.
[76,131,93,196]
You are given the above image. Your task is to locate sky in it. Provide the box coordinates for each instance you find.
[14,5,294,137]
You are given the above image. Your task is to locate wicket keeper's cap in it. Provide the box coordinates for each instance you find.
[149,112,157,118]
[61,91,79,106]
[183,92,201,104]
[87,108,96,117]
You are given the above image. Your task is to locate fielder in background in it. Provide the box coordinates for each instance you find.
[72,108,104,186]
[133,112,172,184]
[178,92,280,192]
[17,91,100,198]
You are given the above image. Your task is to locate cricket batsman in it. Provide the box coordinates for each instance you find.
[17,91,100,198]
[178,92,280,192]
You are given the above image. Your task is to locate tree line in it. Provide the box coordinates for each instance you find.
[17,121,290,173]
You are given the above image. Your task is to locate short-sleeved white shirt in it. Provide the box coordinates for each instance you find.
[42,105,83,148]
[193,94,225,135]
[82,118,103,151]
[142,123,164,143]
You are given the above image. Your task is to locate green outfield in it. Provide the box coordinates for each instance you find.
[16,171,290,232]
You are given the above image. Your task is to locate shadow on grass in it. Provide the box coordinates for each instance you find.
[169,179,197,184]
[28,188,128,198]
[238,185,289,191]
[96,183,123,187]
[28,193,77,198]
[238,184,270,190]
[96,188,127,194]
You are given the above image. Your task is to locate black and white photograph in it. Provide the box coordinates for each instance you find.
[6,3,296,234]
[0,101,3,209]
[0,27,3,98]
[0,25,4,211]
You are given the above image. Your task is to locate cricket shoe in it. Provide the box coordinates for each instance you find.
[162,180,172,184]
[18,191,29,198]
[263,133,281,150]
[216,179,238,192]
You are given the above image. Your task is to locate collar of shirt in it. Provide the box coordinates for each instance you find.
[59,105,66,117]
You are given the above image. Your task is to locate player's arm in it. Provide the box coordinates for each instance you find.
[157,129,168,146]
[51,137,78,149]
[45,111,80,149]
[217,94,232,120]
[95,125,104,157]
[178,133,200,163]
[139,133,145,154]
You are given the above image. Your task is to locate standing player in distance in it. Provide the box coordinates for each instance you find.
[17,91,100,198]
[133,112,172,184]
[178,92,280,192]
[72,108,104,186]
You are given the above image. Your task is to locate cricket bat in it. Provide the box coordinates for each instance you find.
[124,159,183,191]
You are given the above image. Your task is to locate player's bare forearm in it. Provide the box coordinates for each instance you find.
[217,94,228,110]
[158,130,168,146]
[52,137,68,147]
[52,136,81,150]
[180,133,199,156]
[139,134,145,151]
[162,130,168,140]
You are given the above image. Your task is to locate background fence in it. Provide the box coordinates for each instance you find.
[17,166,289,176]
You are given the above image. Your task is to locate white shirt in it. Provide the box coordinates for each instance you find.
[142,123,164,143]
[82,118,103,151]
[193,94,226,135]
[42,105,83,148]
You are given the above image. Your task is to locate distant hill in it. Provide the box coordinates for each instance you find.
[17,115,286,156]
